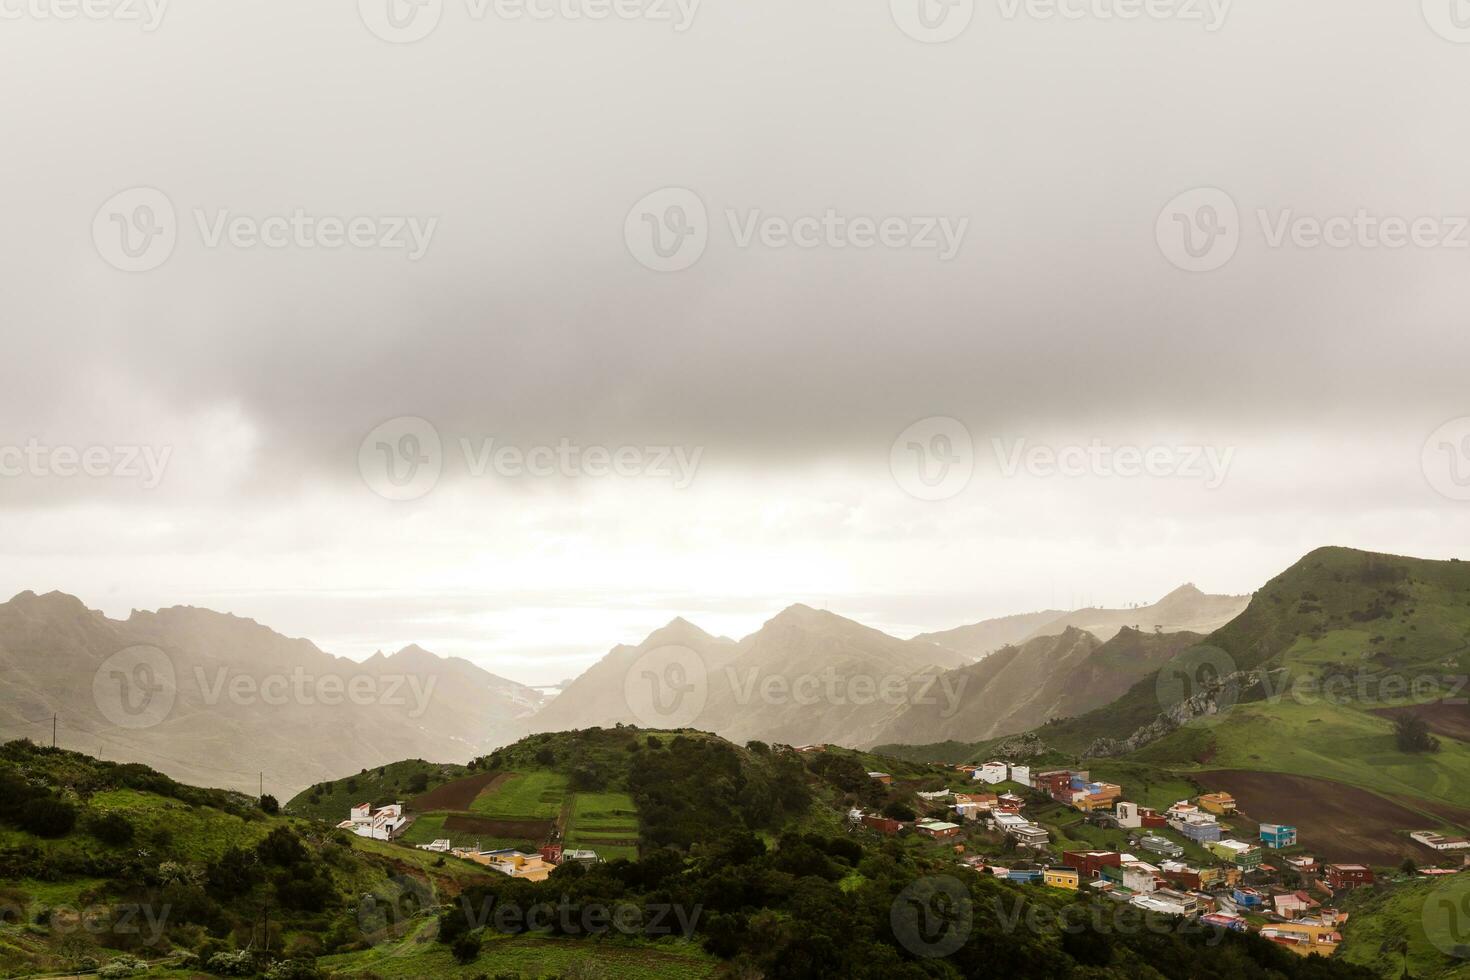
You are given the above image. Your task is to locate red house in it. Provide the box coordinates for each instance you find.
[540,844,564,864]
[1035,771,1074,801]
[862,815,902,835]
[1139,806,1168,829]
[1063,850,1122,879]
[1160,865,1202,891]
[1325,864,1374,890]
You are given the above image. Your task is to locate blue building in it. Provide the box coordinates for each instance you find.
[1177,817,1223,843]
[1259,823,1297,848]
[1006,869,1044,884]
[1232,887,1264,909]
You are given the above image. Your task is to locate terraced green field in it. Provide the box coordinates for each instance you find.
[470,771,568,819]
[566,791,640,861]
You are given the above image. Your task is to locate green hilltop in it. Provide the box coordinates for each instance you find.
[1,725,1395,979]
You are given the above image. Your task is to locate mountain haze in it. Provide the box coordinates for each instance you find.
[0,591,542,798]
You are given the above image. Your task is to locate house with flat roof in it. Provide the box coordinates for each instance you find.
[1208,839,1263,871]
[1044,867,1080,890]
[1138,835,1184,859]
[1411,831,1470,851]
[1325,864,1374,890]
[1260,823,1298,849]
[1198,792,1237,816]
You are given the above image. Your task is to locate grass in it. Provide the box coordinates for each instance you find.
[319,926,719,979]
[566,791,640,862]
[82,788,270,863]
[284,759,470,822]
[471,771,569,819]
[1338,875,1470,979]
[1148,699,1470,811]
[398,812,450,845]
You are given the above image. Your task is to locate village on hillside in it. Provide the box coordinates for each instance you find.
[834,750,1470,960]
[337,799,605,883]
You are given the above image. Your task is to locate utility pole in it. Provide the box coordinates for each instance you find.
[52,715,56,748]
[259,772,264,798]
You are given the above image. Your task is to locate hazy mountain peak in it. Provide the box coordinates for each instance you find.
[766,603,851,630]
[5,589,89,615]
[1159,583,1204,601]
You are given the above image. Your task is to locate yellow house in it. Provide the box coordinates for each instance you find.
[1198,793,1236,816]
[1044,867,1080,890]
[452,849,553,882]
[1259,922,1341,957]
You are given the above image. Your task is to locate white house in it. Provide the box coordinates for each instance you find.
[1121,862,1159,894]
[418,839,452,852]
[1009,765,1031,787]
[917,789,952,802]
[1115,801,1141,829]
[977,761,1009,784]
[338,802,408,841]
[1412,831,1470,851]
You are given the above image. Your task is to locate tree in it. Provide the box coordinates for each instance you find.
[450,932,481,964]
[1394,713,1441,753]
[259,794,280,815]
[881,800,916,822]
[89,811,134,845]
[18,796,76,837]
[406,772,429,793]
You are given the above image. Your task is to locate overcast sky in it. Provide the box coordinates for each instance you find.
[2,1,1468,683]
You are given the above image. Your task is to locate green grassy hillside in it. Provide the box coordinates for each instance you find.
[1,730,1393,979]
[285,758,471,823]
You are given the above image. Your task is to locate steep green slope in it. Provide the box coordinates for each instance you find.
[881,548,1470,809]
[285,758,472,822]
[0,739,498,977]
